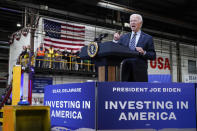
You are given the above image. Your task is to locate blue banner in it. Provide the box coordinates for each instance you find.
[97,82,196,130]
[32,77,53,93]
[148,74,172,83]
[44,82,95,130]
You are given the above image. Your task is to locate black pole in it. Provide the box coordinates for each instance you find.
[28,8,37,104]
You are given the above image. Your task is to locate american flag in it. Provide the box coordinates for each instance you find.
[43,19,85,52]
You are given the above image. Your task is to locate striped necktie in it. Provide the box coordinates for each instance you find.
[129,33,137,50]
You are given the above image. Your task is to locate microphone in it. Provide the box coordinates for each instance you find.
[99,33,108,39]
[94,33,108,43]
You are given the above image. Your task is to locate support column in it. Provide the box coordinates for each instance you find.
[28,8,37,104]
[169,42,173,82]
[176,42,182,82]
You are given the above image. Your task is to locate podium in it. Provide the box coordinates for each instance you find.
[80,41,139,81]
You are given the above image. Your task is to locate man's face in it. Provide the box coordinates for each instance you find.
[130,15,142,32]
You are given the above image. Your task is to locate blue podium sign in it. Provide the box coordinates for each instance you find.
[44,82,96,130]
[32,77,52,93]
[97,82,196,130]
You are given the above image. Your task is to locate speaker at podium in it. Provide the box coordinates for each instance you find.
[80,41,140,82]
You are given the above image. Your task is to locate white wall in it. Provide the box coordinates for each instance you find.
[8,32,30,84]
[34,18,43,51]
[36,17,116,51]
[180,43,197,82]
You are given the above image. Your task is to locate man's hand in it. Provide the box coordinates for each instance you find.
[113,32,121,41]
[136,47,145,55]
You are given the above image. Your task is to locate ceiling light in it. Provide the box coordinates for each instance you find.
[16,23,21,27]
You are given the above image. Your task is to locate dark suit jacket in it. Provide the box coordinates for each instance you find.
[118,31,156,69]
[118,31,156,81]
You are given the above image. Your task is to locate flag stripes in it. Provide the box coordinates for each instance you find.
[43,19,85,51]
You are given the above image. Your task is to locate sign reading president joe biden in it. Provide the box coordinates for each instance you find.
[97,82,196,130]
[44,82,95,130]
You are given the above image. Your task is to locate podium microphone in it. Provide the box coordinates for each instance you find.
[99,33,108,39]
[94,33,108,43]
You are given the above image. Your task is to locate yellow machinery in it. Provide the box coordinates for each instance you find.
[3,105,50,131]
[0,109,3,123]
[0,66,51,131]
[12,65,22,105]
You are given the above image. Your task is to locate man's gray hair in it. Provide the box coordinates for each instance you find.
[130,14,143,23]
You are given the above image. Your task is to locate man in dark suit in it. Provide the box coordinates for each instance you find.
[113,14,156,82]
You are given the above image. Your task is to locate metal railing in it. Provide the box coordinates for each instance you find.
[0,86,12,109]
[19,55,95,72]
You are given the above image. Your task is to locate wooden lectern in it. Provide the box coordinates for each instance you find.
[80,41,139,82]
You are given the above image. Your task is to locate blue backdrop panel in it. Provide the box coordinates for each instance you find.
[44,82,96,130]
[97,82,196,130]
[148,74,172,83]
[32,77,53,93]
